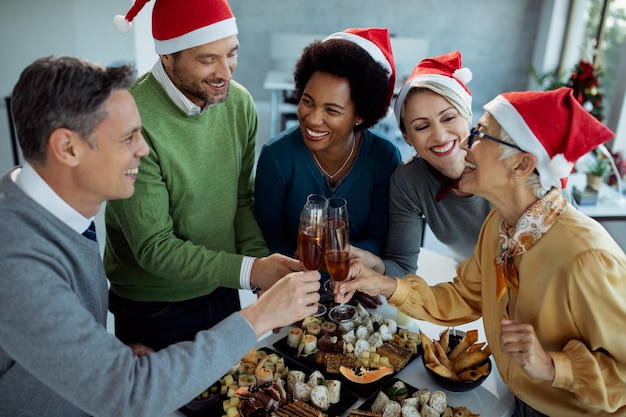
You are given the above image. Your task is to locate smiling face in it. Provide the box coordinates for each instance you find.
[75,90,149,211]
[401,89,470,179]
[459,112,512,199]
[162,35,239,108]
[297,71,362,153]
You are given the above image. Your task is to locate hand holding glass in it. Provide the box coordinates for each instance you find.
[325,197,356,322]
[297,194,328,316]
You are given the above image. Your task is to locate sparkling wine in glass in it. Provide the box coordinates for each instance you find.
[325,197,356,322]
[297,194,328,316]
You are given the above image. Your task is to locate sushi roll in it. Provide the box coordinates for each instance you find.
[402,397,420,408]
[292,381,312,402]
[238,373,256,387]
[239,362,256,375]
[255,367,274,385]
[301,316,321,329]
[391,380,408,401]
[310,385,330,411]
[302,334,317,354]
[401,404,419,417]
[326,379,341,404]
[428,391,447,414]
[412,388,431,407]
[370,390,390,413]
[287,327,303,348]
[287,370,306,393]
[306,322,321,336]
[320,321,337,334]
[382,400,401,417]
[307,370,325,388]
[420,404,440,417]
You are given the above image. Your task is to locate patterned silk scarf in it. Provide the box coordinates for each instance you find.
[495,188,568,301]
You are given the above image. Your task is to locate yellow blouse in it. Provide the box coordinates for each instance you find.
[390,205,626,416]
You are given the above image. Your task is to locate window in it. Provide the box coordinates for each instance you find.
[584,0,626,117]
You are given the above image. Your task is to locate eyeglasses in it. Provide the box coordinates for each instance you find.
[467,127,524,152]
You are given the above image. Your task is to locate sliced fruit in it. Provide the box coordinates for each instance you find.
[339,365,393,384]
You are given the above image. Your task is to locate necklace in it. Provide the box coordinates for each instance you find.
[312,135,356,181]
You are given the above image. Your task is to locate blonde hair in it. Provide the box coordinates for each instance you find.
[398,80,472,133]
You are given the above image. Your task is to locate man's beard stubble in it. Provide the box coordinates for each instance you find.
[172,62,229,109]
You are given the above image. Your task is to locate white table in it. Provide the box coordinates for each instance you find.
[165,248,513,417]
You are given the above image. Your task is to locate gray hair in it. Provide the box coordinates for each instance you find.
[498,130,548,198]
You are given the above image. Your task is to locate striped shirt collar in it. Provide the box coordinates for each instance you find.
[151,60,214,116]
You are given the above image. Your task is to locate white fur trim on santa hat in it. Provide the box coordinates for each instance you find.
[323,32,393,78]
[393,73,472,128]
[155,17,238,55]
[484,95,570,190]
[113,15,132,33]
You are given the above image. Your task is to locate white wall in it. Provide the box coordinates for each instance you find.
[0,0,136,173]
[0,0,547,177]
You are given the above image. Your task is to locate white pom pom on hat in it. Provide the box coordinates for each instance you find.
[453,67,473,85]
[112,0,150,34]
[113,14,132,33]
[394,50,473,128]
[112,0,238,55]
[483,87,615,189]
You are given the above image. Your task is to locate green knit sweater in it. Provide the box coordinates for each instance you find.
[104,73,268,302]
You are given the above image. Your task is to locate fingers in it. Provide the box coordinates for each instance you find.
[498,320,554,381]
[334,283,355,304]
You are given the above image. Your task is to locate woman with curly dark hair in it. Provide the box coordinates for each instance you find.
[255,28,401,302]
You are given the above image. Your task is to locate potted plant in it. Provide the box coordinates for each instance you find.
[586,157,611,191]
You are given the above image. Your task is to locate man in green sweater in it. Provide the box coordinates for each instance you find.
[106,0,302,351]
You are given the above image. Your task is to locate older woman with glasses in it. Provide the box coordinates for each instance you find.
[336,88,626,416]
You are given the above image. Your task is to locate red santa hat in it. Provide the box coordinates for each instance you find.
[113,0,238,55]
[484,87,615,189]
[323,28,396,105]
[394,50,473,128]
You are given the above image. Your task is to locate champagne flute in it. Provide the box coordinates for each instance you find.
[325,197,356,322]
[297,194,328,317]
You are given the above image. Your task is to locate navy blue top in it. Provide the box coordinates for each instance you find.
[254,125,401,258]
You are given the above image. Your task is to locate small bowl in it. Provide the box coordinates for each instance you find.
[422,334,491,392]
[185,381,221,412]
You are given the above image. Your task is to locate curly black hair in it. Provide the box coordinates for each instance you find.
[293,39,391,129]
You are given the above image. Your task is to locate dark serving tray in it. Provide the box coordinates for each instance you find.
[180,347,358,417]
[356,377,420,412]
[273,334,421,399]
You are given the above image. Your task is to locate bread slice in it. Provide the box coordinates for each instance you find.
[376,341,413,371]
[324,352,356,374]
